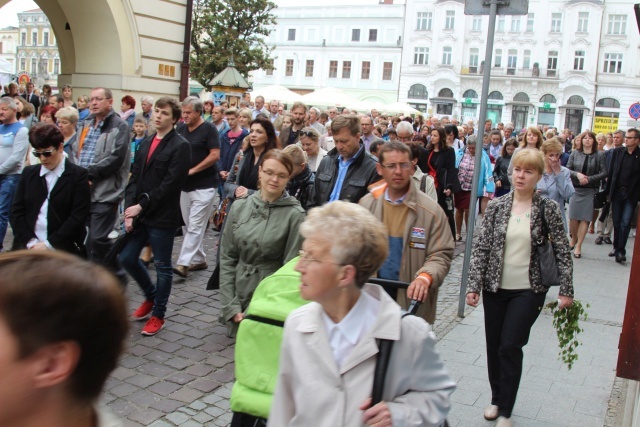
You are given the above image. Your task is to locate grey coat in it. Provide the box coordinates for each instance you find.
[536,167,574,229]
[566,150,607,188]
[467,192,574,297]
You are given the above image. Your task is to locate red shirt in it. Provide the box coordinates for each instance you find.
[147,136,162,163]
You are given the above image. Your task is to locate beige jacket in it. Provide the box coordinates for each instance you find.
[359,180,454,324]
[269,284,456,427]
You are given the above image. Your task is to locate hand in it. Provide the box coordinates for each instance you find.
[188,168,196,176]
[496,180,502,188]
[220,171,229,180]
[550,158,562,174]
[466,292,480,307]
[360,398,392,427]
[235,186,248,198]
[88,180,93,187]
[124,204,142,219]
[407,278,429,302]
[443,189,451,197]
[30,242,49,251]
[124,217,134,232]
[558,295,574,309]
[577,173,589,186]
[232,313,244,323]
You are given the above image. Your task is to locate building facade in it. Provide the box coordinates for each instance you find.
[249,3,405,105]
[0,26,18,75]
[399,0,640,134]
[16,9,60,88]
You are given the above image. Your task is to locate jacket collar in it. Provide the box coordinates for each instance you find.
[367,179,418,210]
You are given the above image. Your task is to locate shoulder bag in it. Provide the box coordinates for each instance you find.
[536,201,561,287]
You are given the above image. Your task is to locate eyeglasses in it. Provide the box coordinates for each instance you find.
[625,136,639,140]
[298,249,341,266]
[90,97,106,102]
[262,169,289,181]
[32,148,57,158]
[381,162,413,171]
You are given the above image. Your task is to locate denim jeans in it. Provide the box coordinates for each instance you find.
[119,224,176,319]
[611,197,637,256]
[0,174,20,250]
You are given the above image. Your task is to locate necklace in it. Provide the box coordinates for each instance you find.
[511,210,531,223]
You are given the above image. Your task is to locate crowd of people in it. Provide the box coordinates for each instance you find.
[1,82,639,427]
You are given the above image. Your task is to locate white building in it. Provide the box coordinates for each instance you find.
[16,9,60,88]
[399,0,640,134]
[250,2,405,105]
[0,26,19,75]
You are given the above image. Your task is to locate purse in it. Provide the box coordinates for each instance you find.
[212,198,229,232]
[536,201,561,287]
[593,189,607,210]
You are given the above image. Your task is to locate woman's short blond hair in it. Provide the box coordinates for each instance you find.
[511,148,544,176]
[540,137,564,155]
[55,106,79,125]
[282,144,308,165]
[238,108,252,122]
[300,201,388,288]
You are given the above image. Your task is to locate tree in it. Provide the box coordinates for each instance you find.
[190,0,276,89]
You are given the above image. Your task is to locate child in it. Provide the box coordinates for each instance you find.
[77,95,91,121]
[131,115,147,164]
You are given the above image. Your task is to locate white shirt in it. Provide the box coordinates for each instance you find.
[28,159,65,249]
[321,290,380,369]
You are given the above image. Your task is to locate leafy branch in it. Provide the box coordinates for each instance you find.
[545,300,589,370]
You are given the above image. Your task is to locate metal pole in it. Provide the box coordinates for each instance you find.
[457,0,500,318]
[180,0,194,100]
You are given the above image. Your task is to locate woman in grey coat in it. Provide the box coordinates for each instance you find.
[566,131,607,258]
[537,138,574,231]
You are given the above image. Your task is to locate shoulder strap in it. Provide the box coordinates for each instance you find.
[420,174,427,193]
[539,199,550,239]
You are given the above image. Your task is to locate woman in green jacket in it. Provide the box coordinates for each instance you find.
[219,149,305,337]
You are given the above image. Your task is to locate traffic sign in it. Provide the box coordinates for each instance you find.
[465,0,529,15]
[629,103,640,120]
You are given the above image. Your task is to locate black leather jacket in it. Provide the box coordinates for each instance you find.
[312,144,381,206]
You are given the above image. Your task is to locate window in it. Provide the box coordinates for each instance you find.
[383,62,393,80]
[329,60,338,78]
[577,12,589,32]
[417,12,432,31]
[603,53,623,73]
[469,48,480,72]
[43,32,48,47]
[408,84,428,99]
[607,15,627,35]
[494,49,502,67]
[32,31,37,46]
[473,16,482,31]
[463,89,479,99]
[21,32,26,46]
[567,95,585,105]
[488,91,503,100]
[540,94,557,103]
[442,47,452,65]
[507,49,517,74]
[369,29,377,42]
[352,29,360,42]
[497,16,505,32]
[30,58,36,73]
[305,60,314,77]
[285,59,294,77]
[288,29,296,41]
[523,50,531,69]
[510,17,521,32]
[342,61,351,78]
[265,59,274,76]
[414,47,429,65]
[596,98,621,108]
[551,13,562,33]
[526,13,535,32]
[547,50,558,76]
[445,11,455,30]
[514,92,530,102]
[574,50,585,70]
[53,58,59,75]
[361,61,371,79]
[20,58,26,71]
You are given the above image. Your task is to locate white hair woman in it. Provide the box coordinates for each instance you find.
[270,201,455,427]
[55,106,79,158]
[298,126,326,172]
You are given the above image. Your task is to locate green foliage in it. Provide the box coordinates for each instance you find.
[190,0,277,89]
[545,300,589,370]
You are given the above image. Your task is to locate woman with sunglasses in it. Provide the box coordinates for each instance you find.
[10,123,90,256]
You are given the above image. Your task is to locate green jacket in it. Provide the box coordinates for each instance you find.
[219,190,305,337]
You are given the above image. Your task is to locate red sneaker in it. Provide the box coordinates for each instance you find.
[132,300,154,321]
[141,316,165,336]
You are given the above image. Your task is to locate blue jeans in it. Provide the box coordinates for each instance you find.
[118,224,175,319]
[0,174,20,250]
[611,197,637,256]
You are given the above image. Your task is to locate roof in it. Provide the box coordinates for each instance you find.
[24,8,43,13]
[207,64,250,89]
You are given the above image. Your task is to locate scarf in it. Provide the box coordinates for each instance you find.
[237,149,263,191]
[119,109,135,121]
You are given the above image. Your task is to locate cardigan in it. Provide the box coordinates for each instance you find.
[467,192,574,297]
[566,150,607,189]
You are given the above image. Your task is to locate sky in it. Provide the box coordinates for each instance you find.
[0,0,401,28]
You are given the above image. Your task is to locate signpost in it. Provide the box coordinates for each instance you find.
[629,102,640,120]
[458,0,529,318]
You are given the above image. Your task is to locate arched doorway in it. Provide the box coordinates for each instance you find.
[407,83,428,113]
[563,95,586,135]
[510,92,530,130]
[431,87,455,115]
[538,94,557,127]
[461,89,478,121]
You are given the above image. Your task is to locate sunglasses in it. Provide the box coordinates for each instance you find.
[299,131,317,138]
[32,148,57,158]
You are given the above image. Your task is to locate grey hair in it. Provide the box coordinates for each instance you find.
[309,107,321,115]
[395,121,414,135]
[0,97,17,110]
[55,106,79,125]
[141,95,154,104]
[181,96,203,114]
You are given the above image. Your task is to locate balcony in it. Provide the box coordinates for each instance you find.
[460,65,559,79]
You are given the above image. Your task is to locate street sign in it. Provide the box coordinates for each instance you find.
[465,97,472,104]
[629,102,640,120]
[465,0,529,15]
[627,120,640,128]
[543,102,551,109]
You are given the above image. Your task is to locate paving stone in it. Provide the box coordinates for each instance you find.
[165,371,197,385]
[148,421,174,427]
[175,347,209,362]
[137,362,179,378]
[190,379,222,393]
[177,407,197,416]
[204,406,225,417]
[202,394,223,405]
[146,349,174,363]
[148,381,182,396]
[149,398,185,414]
[165,356,193,370]
[185,363,215,377]
[180,421,203,427]
[192,412,214,423]
[127,389,161,407]
[111,367,138,381]
[183,328,210,339]
[156,341,183,354]
[210,369,234,384]
[165,412,190,425]
[168,386,205,403]
[128,408,164,426]
[110,383,140,398]
[120,356,148,369]
[129,344,154,357]
[189,400,208,410]
[125,373,161,388]
[176,336,205,347]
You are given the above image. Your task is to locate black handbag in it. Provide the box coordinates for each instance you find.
[593,190,607,210]
[536,201,561,287]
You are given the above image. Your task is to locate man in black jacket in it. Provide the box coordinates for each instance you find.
[605,128,640,263]
[119,97,191,336]
[313,115,380,206]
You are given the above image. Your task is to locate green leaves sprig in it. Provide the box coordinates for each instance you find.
[545,300,589,370]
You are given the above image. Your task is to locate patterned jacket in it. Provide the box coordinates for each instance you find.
[467,192,574,297]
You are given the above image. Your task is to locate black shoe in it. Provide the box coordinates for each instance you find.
[615,254,626,263]
[604,237,612,244]
[608,250,617,257]
[595,236,603,245]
